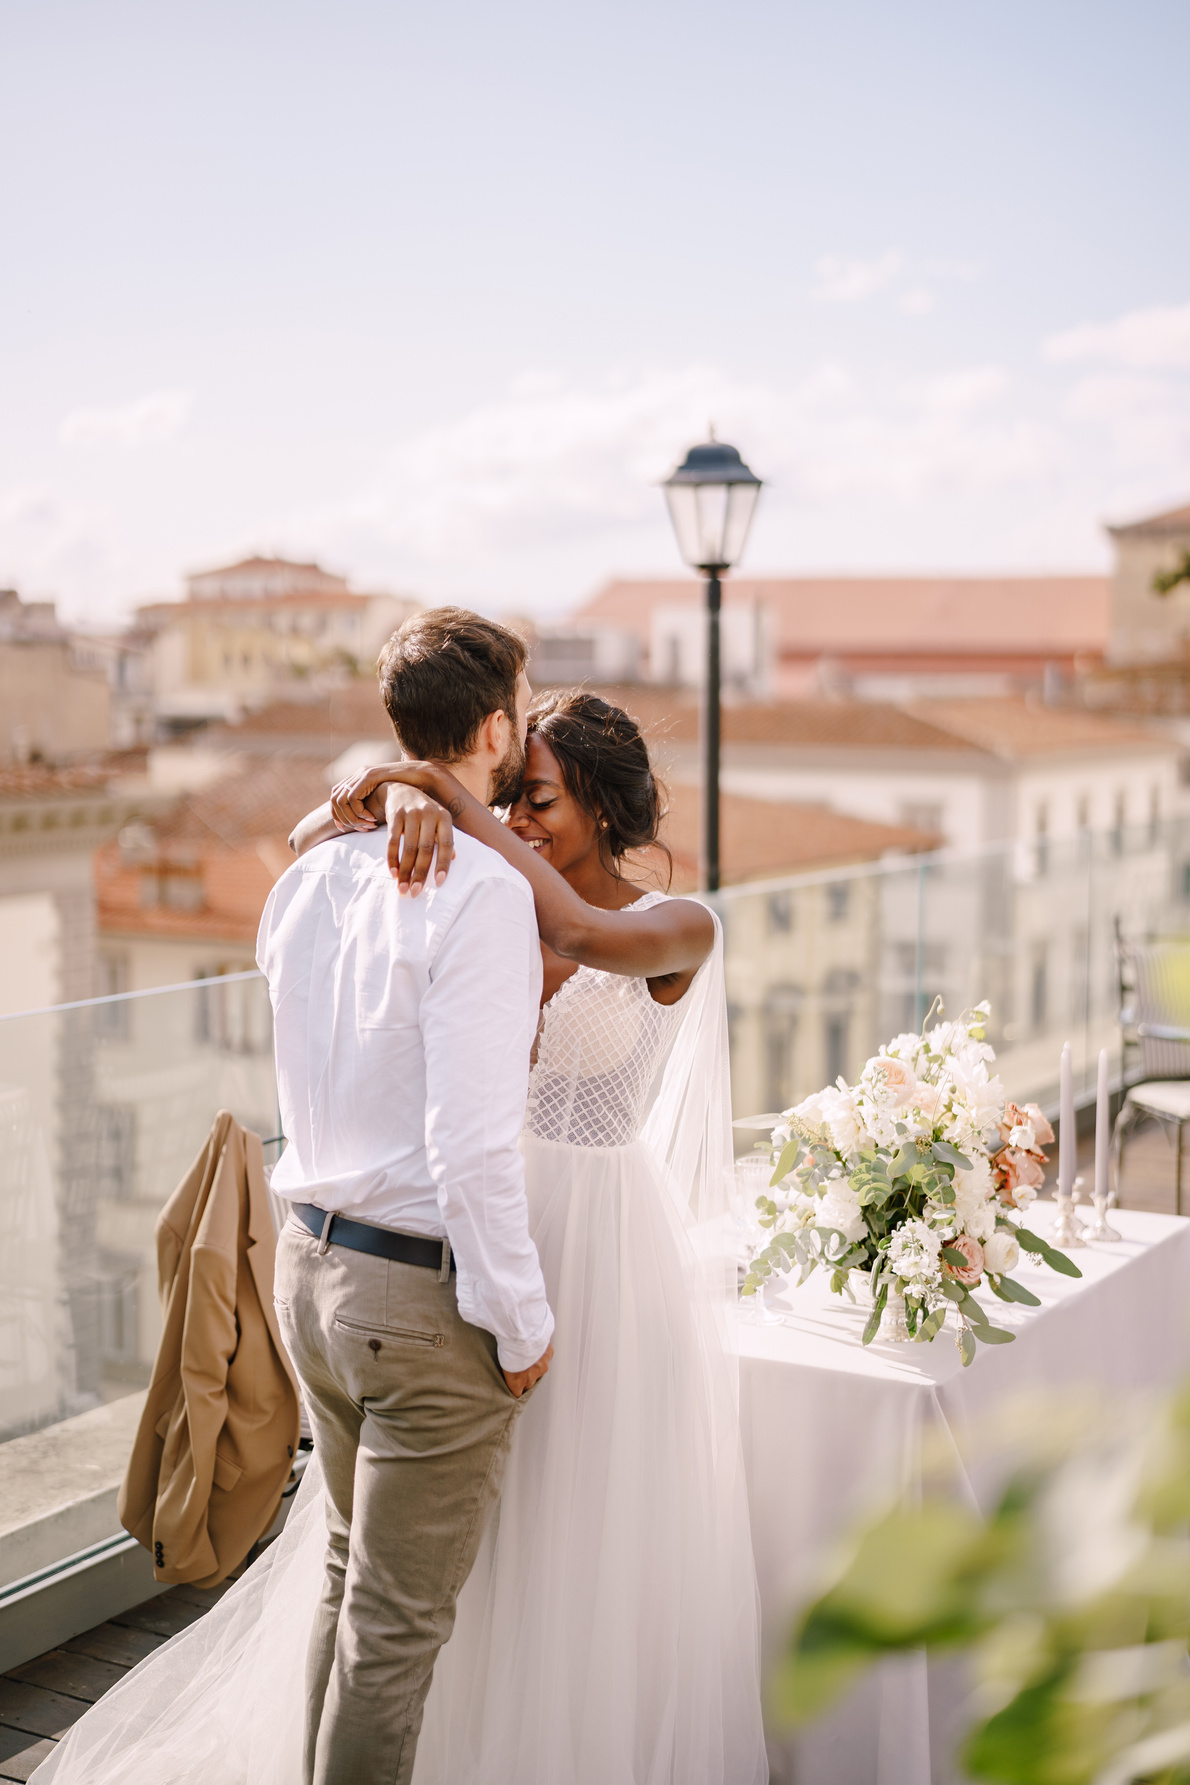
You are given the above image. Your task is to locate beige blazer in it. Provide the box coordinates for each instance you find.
[119,1111,301,1587]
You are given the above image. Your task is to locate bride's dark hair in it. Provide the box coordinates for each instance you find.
[526,690,670,881]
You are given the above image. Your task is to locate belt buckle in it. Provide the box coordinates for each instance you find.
[437,1237,451,1283]
[317,1210,335,1255]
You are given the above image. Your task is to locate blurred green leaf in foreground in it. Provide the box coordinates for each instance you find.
[774,1387,1190,1783]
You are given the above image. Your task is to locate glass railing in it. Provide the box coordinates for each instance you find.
[712,818,1190,1133]
[0,971,277,1446]
[2,818,1188,1452]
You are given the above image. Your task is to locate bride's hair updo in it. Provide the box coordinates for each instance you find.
[526,690,669,878]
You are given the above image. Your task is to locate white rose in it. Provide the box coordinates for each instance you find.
[821,1085,862,1156]
[983,1231,1020,1275]
[816,1183,867,1246]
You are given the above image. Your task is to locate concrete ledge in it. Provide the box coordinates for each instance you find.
[0,1392,147,1591]
[0,1394,158,1669]
[0,1531,157,1672]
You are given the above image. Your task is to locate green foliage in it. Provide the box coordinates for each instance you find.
[1017,1229,1083,1278]
[987,1274,1042,1308]
[775,1389,1190,1783]
[1153,550,1190,598]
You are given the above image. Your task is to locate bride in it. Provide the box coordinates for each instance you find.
[36,690,768,1785]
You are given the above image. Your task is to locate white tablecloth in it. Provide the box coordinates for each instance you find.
[738,1204,1190,1785]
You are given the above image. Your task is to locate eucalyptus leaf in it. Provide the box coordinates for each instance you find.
[974,1325,1015,1345]
[932,1141,974,1171]
[1016,1229,1083,1277]
[940,1247,969,1269]
[989,1274,1042,1307]
[959,1326,976,1367]
[771,1140,800,1186]
[916,1306,946,1342]
[861,1286,888,1347]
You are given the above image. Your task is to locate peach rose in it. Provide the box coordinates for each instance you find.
[942,1232,984,1285]
[873,1055,918,1105]
[996,1149,1046,1207]
[1022,1102,1054,1147]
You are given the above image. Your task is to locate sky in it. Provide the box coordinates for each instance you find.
[2,0,1189,626]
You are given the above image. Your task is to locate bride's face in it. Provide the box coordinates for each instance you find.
[506,735,601,875]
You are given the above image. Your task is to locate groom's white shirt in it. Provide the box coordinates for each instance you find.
[257,826,553,1373]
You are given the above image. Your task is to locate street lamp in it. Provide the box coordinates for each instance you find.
[662,438,762,893]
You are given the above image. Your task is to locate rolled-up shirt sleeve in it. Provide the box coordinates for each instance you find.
[421,874,553,1372]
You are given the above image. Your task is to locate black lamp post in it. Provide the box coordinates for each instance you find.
[662,439,762,892]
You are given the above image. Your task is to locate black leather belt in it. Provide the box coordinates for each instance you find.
[291,1201,455,1275]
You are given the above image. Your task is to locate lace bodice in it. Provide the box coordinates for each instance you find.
[524,891,687,1149]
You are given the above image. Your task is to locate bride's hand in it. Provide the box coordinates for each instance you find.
[384,780,455,895]
[329,762,407,832]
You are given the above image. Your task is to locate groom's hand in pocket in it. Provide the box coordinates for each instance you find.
[502,1342,553,1399]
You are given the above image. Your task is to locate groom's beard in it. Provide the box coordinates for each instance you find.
[488,731,527,809]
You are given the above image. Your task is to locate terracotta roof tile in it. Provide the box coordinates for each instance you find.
[647,784,936,892]
[1108,501,1190,539]
[576,575,1109,659]
[574,687,1167,761]
[153,758,332,847]
[0,764,114,798]
[209,685,396,743]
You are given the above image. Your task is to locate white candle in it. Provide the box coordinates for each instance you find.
[1095,1047,1109,1200]
[1059,1041,1074,1196]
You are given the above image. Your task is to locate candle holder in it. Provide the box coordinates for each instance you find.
[1084,1173,1123,1243]
[1049,1173,1088,1249]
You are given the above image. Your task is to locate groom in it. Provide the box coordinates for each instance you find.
[258,608,555,1785]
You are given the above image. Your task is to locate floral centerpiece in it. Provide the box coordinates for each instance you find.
[741,1003,1081,1364]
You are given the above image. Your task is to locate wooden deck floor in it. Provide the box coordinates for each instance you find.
[4,1113,1186,1777]
[0,1581,235,1781]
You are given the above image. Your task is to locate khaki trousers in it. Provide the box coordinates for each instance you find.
[274,1220,526,1785]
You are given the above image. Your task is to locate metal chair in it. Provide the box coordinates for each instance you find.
[1113,920,1190,1214]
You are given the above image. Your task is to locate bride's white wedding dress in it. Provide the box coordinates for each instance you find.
[35,895,768,1785]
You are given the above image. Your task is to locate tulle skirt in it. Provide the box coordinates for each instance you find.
[33,1134,767,1785]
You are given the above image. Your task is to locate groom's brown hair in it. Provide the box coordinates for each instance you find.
[377,607,527,762]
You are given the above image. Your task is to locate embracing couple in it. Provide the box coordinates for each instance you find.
[38,609,768,1785]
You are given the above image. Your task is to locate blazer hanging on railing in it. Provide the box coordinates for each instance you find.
[119,1110,301,1586]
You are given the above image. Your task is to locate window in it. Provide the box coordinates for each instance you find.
[824,1015,850,1085]
[1030,942,1049,1030]
[94,953,130,1039]
[766,890,794,934]
[94,1105,137,1200]
[900,801,943,835]
[1034,802,1050,877]
[822,969,859,1084]
[1112,791,1126,856]
[826,882,850,922]
[1069,927,1089,1025]
[97,1252,140,1363]
[762,984,802,1112]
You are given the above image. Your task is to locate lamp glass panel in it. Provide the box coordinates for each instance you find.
[664,477,760,569]
[722,481,762,568]
[662,483,703,569]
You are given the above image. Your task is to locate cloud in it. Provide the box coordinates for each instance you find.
[0,483,122,605]
[811,251,903,304]
[1043,302,1190,370]
[277,356,1062,605]
[59,388,193,448]
[900,286,935,316]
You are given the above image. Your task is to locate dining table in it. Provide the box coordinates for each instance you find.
[736,1201,1190,1785]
